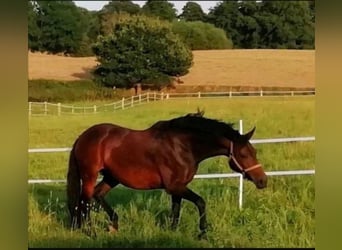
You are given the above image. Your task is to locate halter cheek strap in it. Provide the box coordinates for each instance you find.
[229,141,262,176]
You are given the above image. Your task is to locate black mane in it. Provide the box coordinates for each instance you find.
[151,111,241,141]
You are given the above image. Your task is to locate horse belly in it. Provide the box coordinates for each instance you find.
[113,166,163,190]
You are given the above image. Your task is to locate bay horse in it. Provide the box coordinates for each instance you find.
[66,110,267,239]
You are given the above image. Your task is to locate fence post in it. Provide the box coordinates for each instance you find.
[72,106,74,114]
[44,101,47,115]
[147,92,150,103]
[239,119,243,134]
[260,89,263,97]
[291,91,294,96]
[131,97,134,107]
[29,102,32,116]
[139,94,141,103]
[229,90,232,98]
[238,119,244,209]
[122,97,125,109]
[154,92,156,101]
[166,93,169,99]
[239,174,244,210]
[161,92,164,100]
[198,92,201,98]
[94,105,97,113]
[57,103,61,116]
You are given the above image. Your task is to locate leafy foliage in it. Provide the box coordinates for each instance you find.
[101,0,141,15]
[142,0,177,21]
[172,21,233,50]
[92,15,193,89]
[179,2,206,22]
[28,1,315,57]
[30,1,90,55]
[207,0,315,49]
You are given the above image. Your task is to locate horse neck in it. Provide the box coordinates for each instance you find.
[191,135,230,163]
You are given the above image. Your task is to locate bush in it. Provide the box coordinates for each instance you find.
[172,20,233,50]
[92,14,193,89]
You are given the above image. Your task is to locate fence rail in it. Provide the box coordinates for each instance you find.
[27,169,315,209]
[28,170,314,184]
[28,90,315,116]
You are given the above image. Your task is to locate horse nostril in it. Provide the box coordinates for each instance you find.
[256,177,267,189]
[261,177,267,188]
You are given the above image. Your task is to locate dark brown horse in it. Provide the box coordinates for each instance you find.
[66,111,267,239]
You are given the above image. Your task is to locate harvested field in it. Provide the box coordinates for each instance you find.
[28,50,315,88]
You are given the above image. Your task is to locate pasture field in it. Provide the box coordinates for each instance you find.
[28,50,315,88]
[28,97,315,248]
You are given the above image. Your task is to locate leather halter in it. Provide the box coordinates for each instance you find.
[229,141,262,177]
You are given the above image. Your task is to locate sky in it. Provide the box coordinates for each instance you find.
[74,1,220,14]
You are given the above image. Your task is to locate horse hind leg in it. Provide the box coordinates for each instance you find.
[78,176,97,235]
[93,172,119,232]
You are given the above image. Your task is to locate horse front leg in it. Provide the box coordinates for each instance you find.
[170,195,182,230]
[181,188,208,240]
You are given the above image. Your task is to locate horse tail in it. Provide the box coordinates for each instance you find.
[66,138,81,228]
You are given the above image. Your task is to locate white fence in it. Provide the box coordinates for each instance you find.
[28,127,315,208]
[28,90,315,116]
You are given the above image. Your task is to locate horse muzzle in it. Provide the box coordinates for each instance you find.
[253,175,268,189]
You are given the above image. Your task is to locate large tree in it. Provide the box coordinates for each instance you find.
[98,1,141,36]
[142,0,177,21]
[237,1,261,48]
[179,1,206,22]
[207,0,314,49]
[256,1,314,49]
[100,0,141,15]
[28,1,41,51]
[33,1,89,55]
[92,15,193,89]
[172,20,233,50]
[207,1,242,48]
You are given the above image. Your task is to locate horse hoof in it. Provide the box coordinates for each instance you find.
[107,225,118,233]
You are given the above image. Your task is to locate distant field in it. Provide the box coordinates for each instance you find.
[28,50,315,88]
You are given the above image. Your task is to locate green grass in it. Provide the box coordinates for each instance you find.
[28,97,315,248]
[28,79,132,103]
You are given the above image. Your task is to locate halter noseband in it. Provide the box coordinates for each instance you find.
[229,141,262,177]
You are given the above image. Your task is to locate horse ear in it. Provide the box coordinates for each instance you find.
[196,107,205,117]
[243,126,256,141]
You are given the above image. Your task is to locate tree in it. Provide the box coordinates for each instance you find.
[237,1,261,48]
[206,1,242,48]
[28,1,41,51]
[100,0,141,15]
[98,1,141,36]
[34,1,89,55]
[142,0,177,21]
[179,1,206,22]
[172,21,233,50]
[309,0,315,23]
[207,0,314,49]
[256,1,314,49]
[92,15,193,89]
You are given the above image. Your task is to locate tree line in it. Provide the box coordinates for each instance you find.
[28,0,315,56]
